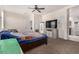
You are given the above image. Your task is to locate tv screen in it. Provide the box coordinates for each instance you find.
[46,20,57,28]
[46,21,51,28]
[51,21,55,28]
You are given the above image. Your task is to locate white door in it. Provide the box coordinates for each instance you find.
[40,22,45,33]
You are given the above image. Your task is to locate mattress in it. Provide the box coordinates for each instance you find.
[0,31,48,44]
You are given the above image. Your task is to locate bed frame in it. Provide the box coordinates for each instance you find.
[20,38,47,53]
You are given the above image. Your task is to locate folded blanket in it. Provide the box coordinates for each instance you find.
[20,36,32,40]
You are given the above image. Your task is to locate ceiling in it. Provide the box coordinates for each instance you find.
[0,5,67,15]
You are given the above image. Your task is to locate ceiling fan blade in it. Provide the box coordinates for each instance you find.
[37,9,41,13]
[32,10,36,12]
[38,8,45,10]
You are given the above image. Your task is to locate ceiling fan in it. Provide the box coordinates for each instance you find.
[28,5,45,13]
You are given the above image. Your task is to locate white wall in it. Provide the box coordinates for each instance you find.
[4,11,31,33]
[0,11,1,29]
[42,6,77,39]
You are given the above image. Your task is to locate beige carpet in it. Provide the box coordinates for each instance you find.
[25,38,79,54]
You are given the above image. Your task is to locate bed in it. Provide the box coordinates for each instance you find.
[0,31,48,53]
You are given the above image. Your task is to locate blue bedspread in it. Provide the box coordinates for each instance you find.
[0,31,48,44]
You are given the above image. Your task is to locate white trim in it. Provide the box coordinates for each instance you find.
[1,10,5,29]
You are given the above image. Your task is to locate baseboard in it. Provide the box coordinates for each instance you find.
[58,37,68,40]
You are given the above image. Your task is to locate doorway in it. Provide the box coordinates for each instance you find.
[68,6,79,42]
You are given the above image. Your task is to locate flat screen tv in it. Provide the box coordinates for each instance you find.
[46,20,57,28]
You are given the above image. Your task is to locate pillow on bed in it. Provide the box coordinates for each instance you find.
[8,29,18,33]
[0,29,18,33]
[10,32,24,37]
